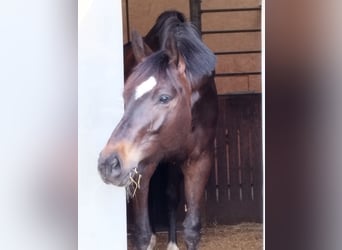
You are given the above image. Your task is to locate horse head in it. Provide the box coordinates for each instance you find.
[98,31,193,192]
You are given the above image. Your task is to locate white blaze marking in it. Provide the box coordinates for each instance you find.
[167,242,179,250]
[135,76,157,100]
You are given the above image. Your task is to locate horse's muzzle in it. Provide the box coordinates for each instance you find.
[98,154,128,186]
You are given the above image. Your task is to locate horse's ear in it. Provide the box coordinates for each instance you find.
[131,30,152,62]
[164,36,186,75]
[177,54,186,75]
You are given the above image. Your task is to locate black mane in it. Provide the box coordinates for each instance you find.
[160,16,216,86]
[144,10,186,50]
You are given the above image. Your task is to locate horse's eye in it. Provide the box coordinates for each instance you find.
[159,94,171,104]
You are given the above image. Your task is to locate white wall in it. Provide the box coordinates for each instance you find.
[79,0,127,249]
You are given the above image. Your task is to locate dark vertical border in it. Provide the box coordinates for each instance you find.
[125,0,130,41]
[189,0,202,32]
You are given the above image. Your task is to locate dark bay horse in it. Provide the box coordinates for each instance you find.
[98,11,218,250]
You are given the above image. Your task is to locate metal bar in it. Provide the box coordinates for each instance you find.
[202,29,261,35]
[201,7,261,13]
[215,50,261,55]
[215,72,261,77]
[125,0,130,41]
[189,0,202,32]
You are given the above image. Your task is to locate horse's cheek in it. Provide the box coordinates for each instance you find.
[151,113,166,132]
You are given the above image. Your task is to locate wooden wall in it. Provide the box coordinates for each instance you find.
[206,94,263,224]
[201,0,261,94]
[122,0,262,94]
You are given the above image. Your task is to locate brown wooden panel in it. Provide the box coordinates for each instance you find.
[216,53,261,74]
[215,76,249,94]
[205,94,262,224]
[225,98,240,201]
[251,99,262,208]
[203,32,261,53]
[241,138,252,200]
[201,0,261,9]
[240,102,253,200]
[206,97,226,204]
[206,138,218,203]
[252,98,262,221]
[202,11,261,31]
[249,75,262,92]
[216,98,228,202]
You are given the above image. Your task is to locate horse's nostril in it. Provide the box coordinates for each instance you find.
[111,156,120,170]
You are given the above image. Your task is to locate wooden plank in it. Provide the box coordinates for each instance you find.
[249,75,262,92]
[206,98,224,204]
[225,97,240,201]
[243,95,262,220]
[250,96,262,220]
[215,76,249,95]
[216,97,228,202]
[256,101,263,221]
[203,32,261,53]
[202,11,261,32]
[215,98,226,202]
[206,139,218,203]
[216,53,261,74]
[224,128,231,200]
[239,98,253,200]
[201,0,261,10]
